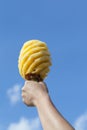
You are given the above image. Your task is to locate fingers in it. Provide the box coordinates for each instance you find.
[22,87,25,92]
[22,96,25,103]
[21,86,26,103]
[21,92,25,98]
[21,91,25,98]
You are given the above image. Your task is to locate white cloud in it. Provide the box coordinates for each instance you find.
[7,117,42,130]
[74,112,87,130]
[7,84,21,105]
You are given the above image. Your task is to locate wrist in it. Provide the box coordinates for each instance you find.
[34,92,50,107]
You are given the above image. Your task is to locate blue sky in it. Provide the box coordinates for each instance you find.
[0,0,87,130]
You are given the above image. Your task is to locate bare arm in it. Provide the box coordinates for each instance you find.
[22,81,75,130]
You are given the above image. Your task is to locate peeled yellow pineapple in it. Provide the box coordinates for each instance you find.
[18,40,51,81]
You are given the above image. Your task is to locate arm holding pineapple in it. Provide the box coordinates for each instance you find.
[22,81,75,130]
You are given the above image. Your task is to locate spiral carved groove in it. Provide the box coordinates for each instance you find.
[18,40,51,80]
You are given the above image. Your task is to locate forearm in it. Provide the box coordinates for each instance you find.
[22,81,75,130]
[36,94,74,130]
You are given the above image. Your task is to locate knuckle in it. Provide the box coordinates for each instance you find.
[21,93,25,98]
[22,87,25,91]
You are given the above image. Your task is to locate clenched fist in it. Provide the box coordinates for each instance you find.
[22,81,48,106]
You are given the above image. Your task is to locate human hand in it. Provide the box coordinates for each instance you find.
[22,81,48,106]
